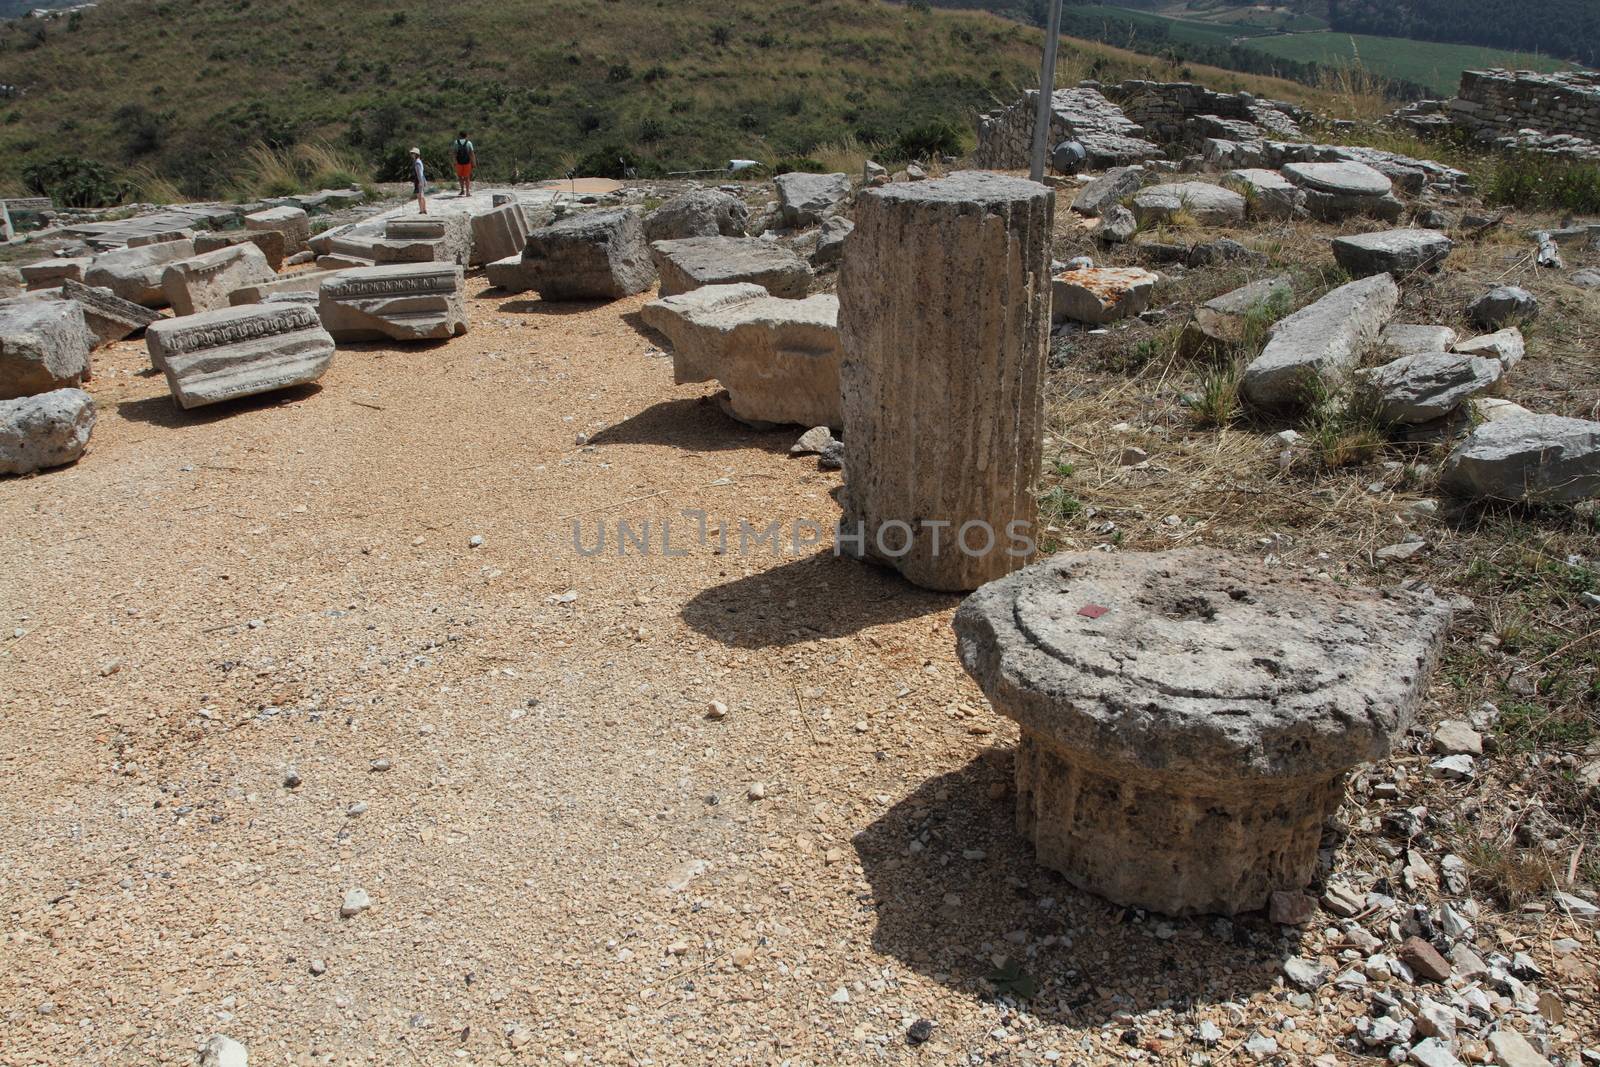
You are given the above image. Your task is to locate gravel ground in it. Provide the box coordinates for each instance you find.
[1,265,1595,1065]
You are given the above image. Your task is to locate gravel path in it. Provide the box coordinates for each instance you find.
[1,278,1591,1065]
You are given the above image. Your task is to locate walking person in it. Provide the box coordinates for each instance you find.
[451,131,476,197]
[409,147,429,215]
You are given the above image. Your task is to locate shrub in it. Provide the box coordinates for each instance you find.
[21,155,131,207]
[1485,152,1600,215]
[890,119,963,162]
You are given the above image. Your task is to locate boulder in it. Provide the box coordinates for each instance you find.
[1453,327,1525,371]
[1355,351,1504,425]
[1241,273,1399,410]
[244,206,311,256]
[1468,285,1538,329]
[469,202,531,267]
[194,230,287,272]
[1,301,93,400]
[485,255,538,294]
[651,236,813,299]
[642,189,750,242]
[1070,165,1145,217]
[161,244,276,316]
[863,161,889,187]
[812,215,855,266]
[1380,323,1457,358]
[1052,266,1158,325]
[520,209,655,301]
[1330,229,1453,278]
[1187,238,1267,268]
[62,279,161,347]
[0,387,95,476]
[317,263,468,342]
[1221,169,1306,220]
[774,172,851,228]
[642,283,842,429]
[82,240,197,308]
[1130,182,1246,227]
[21,257,91,291]
[1178,276,1292,358]
[1093,205,1138,244]
[1442,414,1600,503]
[147,304,335,408]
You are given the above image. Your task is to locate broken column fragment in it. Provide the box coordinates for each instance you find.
[317,264,468,342]
[838,170,1053,592]
[954,548,1452,915]
[146,303,335,409]
[642,283,842,429]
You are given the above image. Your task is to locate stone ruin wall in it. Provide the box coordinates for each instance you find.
[1099,80,1304,146]
[973,87,1162,171]
[1448,69,1600,143]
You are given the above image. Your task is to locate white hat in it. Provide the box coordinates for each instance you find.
[409,147,420,155]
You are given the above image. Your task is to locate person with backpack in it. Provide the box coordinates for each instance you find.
[451,131,476,197]
[409,147,428,215]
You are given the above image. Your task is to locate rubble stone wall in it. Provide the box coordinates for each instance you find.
[1101,80,1304,145]
[974,87,1163,171]
[1449,69,1600,142]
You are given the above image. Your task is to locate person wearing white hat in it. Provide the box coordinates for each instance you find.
[409,147,429,215]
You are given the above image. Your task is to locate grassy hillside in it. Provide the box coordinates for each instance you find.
[0,0,1374,203]
[1247,31,1576,97]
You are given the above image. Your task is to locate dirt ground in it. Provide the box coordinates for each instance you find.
[2,201,1597,1065]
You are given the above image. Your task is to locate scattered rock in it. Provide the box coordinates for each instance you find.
[811,215,854,266]
[1179,276,1291,358]
[468,201,532,267]
[196,1035,248,1067]
[1411,1036,1467,1067]
[1131,181,1246,226]
[244,205,311,257]
[1441,414,1600,503]
[747,781,766,800]
[1399,936,1452,982]
[642,189,749,243]
[1355,351,1503,426]
[790,426,836,455]
[1469,286,1538,329]
[1269,891,1317,925]
[520,209,656,301]
[1431,754,1476,779]
[774,172,851,228]
[1070,165,1146,217]
[1330,229,1453,278]
[0,300,92,400]
[1052,266,1158,325]
[1093,205,1137,244]
[0,387,95,476]
[1380,323,1458,358]
[1432,720,1483,756]
[62,278,161,347]
[1486,1030,1552,1067]
[1241,273,1398,410]
[651,236,812,298]
[82,240,197,308]
[283,766,302,789]
[1221,168,1306,219]
[907,1019,934,1045]
[340,888,371,918]
[160,244,276,317]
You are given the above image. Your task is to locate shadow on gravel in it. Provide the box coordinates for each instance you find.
[114,384,324,428]
[589,397,796,454]
[854,752,1297,1027]
[500,297,615,316]
[682,550,956,648]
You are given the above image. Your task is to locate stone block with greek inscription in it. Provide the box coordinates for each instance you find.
[161,243,276,316]
[146,304,335,409]
[317,263,468,342]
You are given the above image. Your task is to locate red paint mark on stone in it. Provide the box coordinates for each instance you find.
[1078,603,1109,619]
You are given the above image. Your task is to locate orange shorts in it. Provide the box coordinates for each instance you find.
[455,162,474,179]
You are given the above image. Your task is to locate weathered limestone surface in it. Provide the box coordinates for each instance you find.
[520,209,655,301]
[1131,182,1246,226]
[195,229,287,272]
[1179,276,1291,357]
[318,264,468,342]
[374,214,473,267]
[839,171,1053,592]
[469,203,530,267]
[812,215,854,266]
[62,279,161,347]
[1070,165,1146,217]
[1469,285,1538,329]
[1380,323,1457,358]
[228,270,344,307]
[774,172,852,228]
[21,257,91,291]
[0,387,96,476]
[147,304,335,409]
[1,301,93,400]
[161,244,276,316]
[642,189,749,242]
[642,283,842,429]
[1241,273,1399,410]
[83,240,197,308]
[1220,169,1305,219]
[1331,229,1453,278]
[1441,414,1600,503]
[651,236,813,299]
[954,548,1451,915]
[485,255,538,294]
[1052,267,1157,325]
[1280,160,1403,221]
[245,206,311,256]
[1453,328,1525,371]
[1355,351,1503,425]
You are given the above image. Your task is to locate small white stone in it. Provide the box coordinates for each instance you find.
[747,782,766,801]
[339,888,371,918]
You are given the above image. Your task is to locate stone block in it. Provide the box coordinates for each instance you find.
[651,236,813,299]
[82,240,197,308]
[228,270,346,307]
[1331,229,1453,278]
[21,257,90,291]
[643,189,750,242]
[317,263,468,342]
[245,206,312,256]
[1442,414,1600,503]
[161,244,276,316]
[774,172,852,228]
[1221,169,1306,219]
[1178,276,1292,357]
[1241,273,1398,411]
[520,209,655,301]
[1052,266,1158,325]
[1131,182,1246,226]
[194,229,287,272]
[1380,323,1458,358]
[147,303,335,409]
[1355,351,1504,425]
[469,202,530,267]
[1070,166,1146,217]
[62,279,161,348]
[485,255,538,294]
[376,213,472,267]
[0,387,95,476]
[0,300,93,400]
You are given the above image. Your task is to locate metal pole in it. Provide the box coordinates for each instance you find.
[1029,0,1066,182]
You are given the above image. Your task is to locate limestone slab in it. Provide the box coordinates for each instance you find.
[245,206,311,256]
[318,264,468,342]
[469,203,530,267]
[1052,266,1157,325]
[774,172,851,228]
[195,230,287,272]
[643,189,749,242]
[228,270,345,307]
[1355,351,1504,425]
[21,258,90,291]
[1221,169,1306,219]
[1179,276,1291,357]
[1331,229,1453,278]
[520,209,655,301]
[1380,323,1458,358]
[1453,328,1525,370]
[0,387,95,476]
[82,240,197,308]
[1070,166,1145,217]
[1282,161,1392,197]
[1241,273,1398,410]
[161,244,276,316]
[1441,414,1600,503]
[1131,182,1245,226]
[651,236,813,299]
[62,279,161,347]
[146,304,335,409]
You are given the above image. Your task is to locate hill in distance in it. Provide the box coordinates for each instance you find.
[0,0,1387,204]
